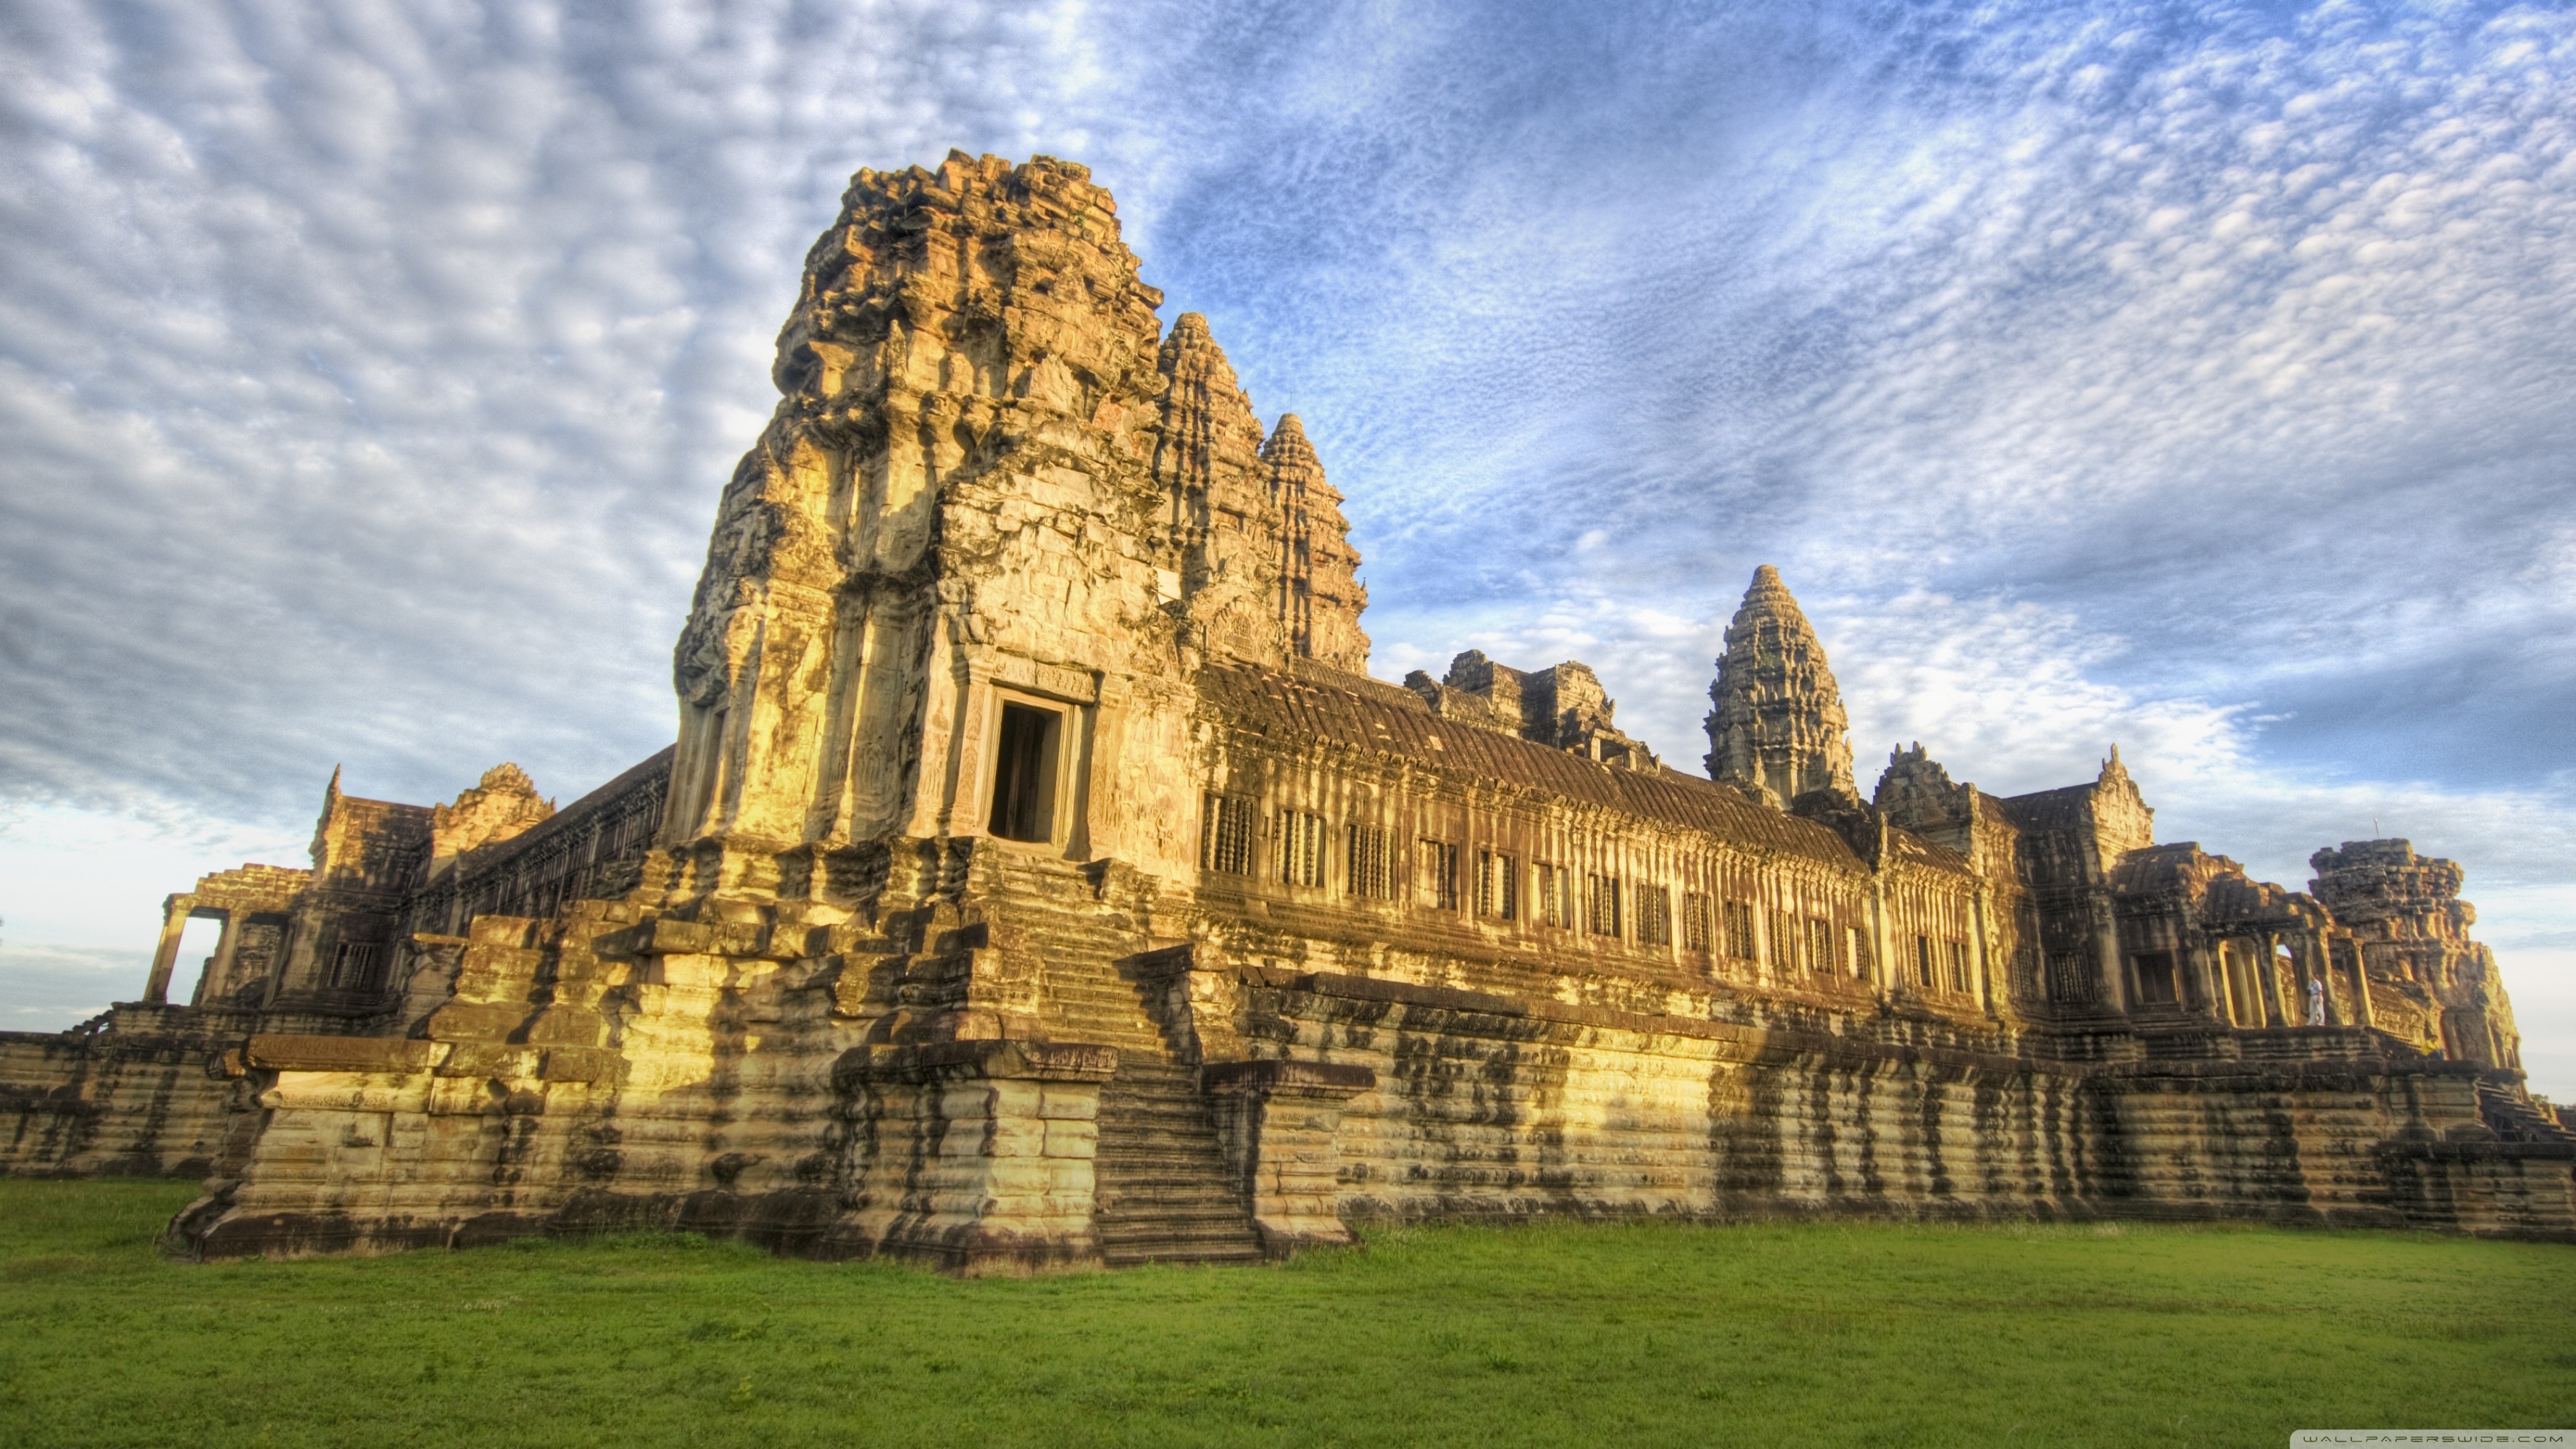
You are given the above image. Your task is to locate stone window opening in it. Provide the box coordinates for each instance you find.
[1474,849,1517,921]
[1347,823,1396,899]
[1586,875,1621,939]
[1915,934,1935,988]
[1279,811,1328,888]
[328,939,383,992]
[2048,954,2100,1004]
[1808,917,1837,976]
[1771,908,1800,972]
[1947,940,1971,995]
[1683,892,1713,953]
[1635,887,1671,948]
[1418,839,1460,910]
[987,702,1063,843]
[1724,900,1757,960]
[1535,863,1572,927]
[2132,950,2179,1005]
[1201,793,1256,875]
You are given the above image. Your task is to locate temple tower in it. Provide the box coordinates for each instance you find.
[1703,565,1856,806]
[1260,413,1371,673]
[1155,312,1287,667]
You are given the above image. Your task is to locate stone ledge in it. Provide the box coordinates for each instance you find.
[1256,969,2086,1079]
[832,1039,1118,1091]
[1202,1058,1376,1097]
[243,1035,436,1074]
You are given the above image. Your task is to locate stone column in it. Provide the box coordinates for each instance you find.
[144,894,196,1005]
[2092,899,2129,1013]
[199,913,241,1007]
[1203,1058,1376,1256]
[2253,931,2288,1027]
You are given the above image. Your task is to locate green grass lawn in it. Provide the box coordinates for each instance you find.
[1,1179,2570,1448]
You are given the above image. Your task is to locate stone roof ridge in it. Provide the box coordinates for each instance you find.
[1201,660,1867,871]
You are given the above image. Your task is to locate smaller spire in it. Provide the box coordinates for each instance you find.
[1704,565,1856,807]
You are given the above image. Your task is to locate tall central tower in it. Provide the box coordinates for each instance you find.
[1703,565,1856,807]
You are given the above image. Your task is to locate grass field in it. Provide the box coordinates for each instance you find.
[1,1179,2570,1447]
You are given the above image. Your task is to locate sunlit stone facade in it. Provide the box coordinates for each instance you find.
[4,155,2567,1266]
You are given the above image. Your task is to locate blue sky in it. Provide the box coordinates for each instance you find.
[3,0,2572,1092]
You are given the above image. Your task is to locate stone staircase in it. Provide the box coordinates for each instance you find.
[2477,1075,2576,1144]
[982,857,1266,1267]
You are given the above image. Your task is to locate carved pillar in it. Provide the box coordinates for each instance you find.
[144,894,196,1005]
[1203,1058,1376,1256]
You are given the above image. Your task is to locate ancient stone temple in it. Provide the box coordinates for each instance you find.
[4,152,2568,1268]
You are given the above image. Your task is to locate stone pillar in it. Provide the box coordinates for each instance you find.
[1203,1058,1376,1256]
[2093,899,2129,1013]
[834,1039,1118,1276]
[198,913,241,1007]
[144,894,196,1005]
[2254,931,2288,1027]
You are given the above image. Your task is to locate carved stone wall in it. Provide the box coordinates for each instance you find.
[9,154,2565,1267]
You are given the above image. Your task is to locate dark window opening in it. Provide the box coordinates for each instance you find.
[988,702,1062,842]
[2133,950,2179,1005]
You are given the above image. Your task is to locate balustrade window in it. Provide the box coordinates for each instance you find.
[1635,887,1671,947]
[1347,823,1396,899]
[1418,839,1460,910]
[2048,954,2101,1003]
[1808,917,1837,975]
[1683,892,1713,953]
[1724,901,1758,960]
[1586,875,1621,938]
[1536,863,1573,927]
[328,940,383,991]
[1771,908,1800,971]
[1201,793,1256,876]
[1279,811,1328,888]
[1948,940,1972,994]
[1474,849,1518,921]
[1915,934,1936,987]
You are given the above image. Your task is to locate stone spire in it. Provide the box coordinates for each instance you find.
[1155,312,1286,665]
[1703,565,1856,807]
[1260,413,1370,673]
